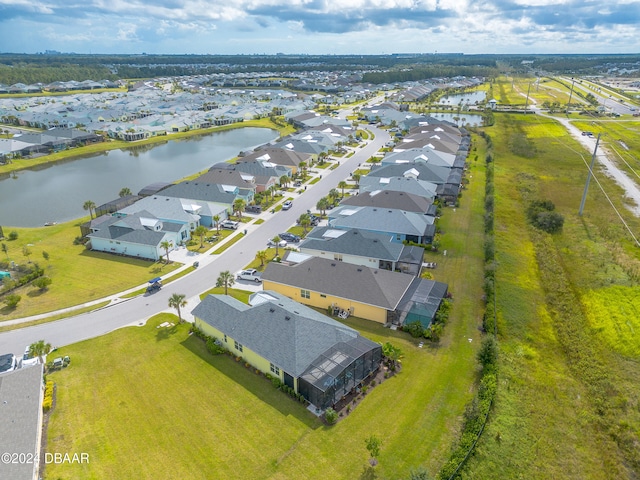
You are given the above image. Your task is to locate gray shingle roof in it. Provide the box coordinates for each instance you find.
[368,162,451,184]
[340,190,433,213]
[191,291,364,377]
[161,181,238,205]
[0,364,44,480]
[328,206,435,238]
[300,227,406,261]
[359,176,438,199]
[262,256,414,310]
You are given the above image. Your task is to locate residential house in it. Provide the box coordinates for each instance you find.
[87,211,189,260]
[241,147,312,175]
[192,291,382,410]
[328,205,436,244]
[161,181,248,220]
[262,256,447,326]
[298,227,424,275]
[339,190,436,216]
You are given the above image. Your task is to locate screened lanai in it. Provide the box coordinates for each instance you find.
[298,336,382,410]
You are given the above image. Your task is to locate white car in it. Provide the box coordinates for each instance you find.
[282,200,293,210]
[0,353,17,374]
[237,269,262,283]
[21,346,41,367]
[220,220,239,229]
[267,239,287,248]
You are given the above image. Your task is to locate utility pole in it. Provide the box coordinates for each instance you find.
[524,83,531,112]
[579,133,601,216]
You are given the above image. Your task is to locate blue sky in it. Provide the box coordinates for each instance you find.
[1,0,639,55]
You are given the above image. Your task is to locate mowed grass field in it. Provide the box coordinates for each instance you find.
[43,142,489,479]
[463,113,640,479]
[0,219,179,321]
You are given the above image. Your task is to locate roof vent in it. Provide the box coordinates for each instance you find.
[373,239,378,243]
[285,316,291,321]
[269,308,275,312]
[357,268,362,272]
[331,263,336,266]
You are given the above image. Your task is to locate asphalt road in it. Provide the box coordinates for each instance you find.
[0,125,389,356]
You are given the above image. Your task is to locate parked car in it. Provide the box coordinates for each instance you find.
[220,220,240,229]
[268,239,288,248]
[279,232,301,243]
[237,269,262,283]
[245,205,262,214]
[21,346,41,368]
[0,353,17,375]
[282,200,293,210]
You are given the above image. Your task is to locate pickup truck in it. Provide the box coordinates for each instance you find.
[237,269,262,283]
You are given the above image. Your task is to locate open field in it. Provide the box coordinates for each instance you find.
[462,113,640,479]
[43,137,489,479]
[0,219,180,321]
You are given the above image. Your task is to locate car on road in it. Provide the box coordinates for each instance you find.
[268,239,288,248]
[282,200,293,210]
[146,277,162,294]
[21,346,42,368]
[220,220,240,229]
[237,269,262,283]
[279,232,301,243]
[0,353,17,375]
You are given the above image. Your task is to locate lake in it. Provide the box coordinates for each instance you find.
[0,128,279,228]
[438,91,487,106]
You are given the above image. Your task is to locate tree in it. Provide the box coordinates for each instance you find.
[328,188,340,205]
[365,435,382,467]
[22,245,32,263]
[28,339,52,364]
[194,225,208,249]
[338,180,348,198]
[279,175,290,188]
[33,276,52,291]
[42,251,50,261]
[3,294,21,309]
[477,335,498,370]
[299,214,311,235]
[271,235,282,257]
[233,198,246,219]
[1,242,8,259]
[256,249,268,267]
[316,197,330,216]
[119,187,132,197]
[382,342,403,369]
[160,240,172,264]
[324,407,338,425]
[83,200,96,219]
[352,173,361,186]
[216,270,235,295]
[168,293,188,323]
[213,215,221,234]
[299,161,308,179]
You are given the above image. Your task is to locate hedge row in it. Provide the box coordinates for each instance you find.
[42,381,54,412]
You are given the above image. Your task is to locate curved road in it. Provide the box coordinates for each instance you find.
[0,125,390,356]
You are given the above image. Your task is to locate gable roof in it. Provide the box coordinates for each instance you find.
[299,227,407,261]
[358,175,438,199]
[340,189,433,213]
[328,205,435,238]
[262,256,414,310]
[242,147,312,169]
[192,291,373,377]
[161,181,238,205]
[368,161,451,184]
[87,211,170,246]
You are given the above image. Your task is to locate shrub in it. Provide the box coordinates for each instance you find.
[43,381,54,412]
[271,377,282,388]
[8,231,18,241]
[405,321,425,338]
[3,294,21,309]
[324,407,338,425]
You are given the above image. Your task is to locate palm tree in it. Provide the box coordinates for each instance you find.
[233,198,246,219]
[213,215,221,234]
[216,270,235,295]
[279,175,290,188]
[328,188,340,205]
[28,339,52,364]
[299,214,311,235]
[272,235,281,257]
[299,161,307,179]
[338,180,348,198]
[83,200,96,219]
[352,173,361,186]
[194,225,208,249]
[316,197,330,216]
[168,293,188,323]
[256,249,268,267]
[160,240,172,264]
[119,187,132,197]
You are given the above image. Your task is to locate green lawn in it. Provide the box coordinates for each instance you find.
[0,220,180,321]
[463,113,640,479]
[43,142,488,479]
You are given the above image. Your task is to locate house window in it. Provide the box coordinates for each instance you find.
[270,363,280,375]
[224,334,227,343]
[301,289,310,299]
[234,341,243,352]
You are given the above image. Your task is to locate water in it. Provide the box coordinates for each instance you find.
[430,113,484,127]
[0,128,278,227]
[438,91,486,106]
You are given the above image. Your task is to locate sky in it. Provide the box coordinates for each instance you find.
[1,0,640,55]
